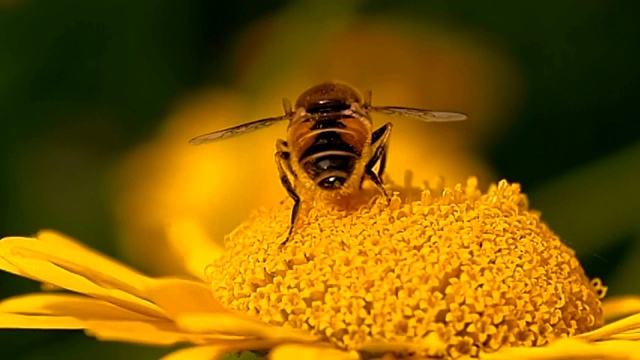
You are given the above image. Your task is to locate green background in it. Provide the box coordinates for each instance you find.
[1,1,639,358]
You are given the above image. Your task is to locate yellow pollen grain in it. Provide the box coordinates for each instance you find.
[207,178,604,358]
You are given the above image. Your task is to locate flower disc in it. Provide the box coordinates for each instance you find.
[207,178,603,358]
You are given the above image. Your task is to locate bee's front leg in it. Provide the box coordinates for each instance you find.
[364,122,393,203]
[275,139,300,246]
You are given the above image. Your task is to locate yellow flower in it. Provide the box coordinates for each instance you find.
[2,178,640,359]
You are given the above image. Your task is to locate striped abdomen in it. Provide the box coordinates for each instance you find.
[298,120,362,190]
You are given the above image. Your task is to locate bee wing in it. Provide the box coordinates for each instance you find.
[189,115,290,145]
[369,106,467,122]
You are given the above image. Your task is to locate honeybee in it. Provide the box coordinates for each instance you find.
[190,81,467,245]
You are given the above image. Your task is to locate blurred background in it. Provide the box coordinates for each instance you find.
[1,1,639,359]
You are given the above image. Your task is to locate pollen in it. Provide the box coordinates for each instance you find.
[207,178,604,358]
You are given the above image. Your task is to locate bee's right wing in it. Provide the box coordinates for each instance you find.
[189,115,291,145]
[369,106,467,122]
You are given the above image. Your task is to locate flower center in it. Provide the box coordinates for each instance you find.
[207,178,604,358]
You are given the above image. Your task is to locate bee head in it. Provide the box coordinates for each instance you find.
[295,81,362,114]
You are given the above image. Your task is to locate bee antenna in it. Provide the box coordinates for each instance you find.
[282,98,292,115]
[363,90,372,108]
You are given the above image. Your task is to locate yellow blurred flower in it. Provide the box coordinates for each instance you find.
[115,18,519,276]
[2,179,640,359]
[114,90,285,275]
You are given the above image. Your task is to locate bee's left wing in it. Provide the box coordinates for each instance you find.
[369,106,467,122]
[189,115,290,145]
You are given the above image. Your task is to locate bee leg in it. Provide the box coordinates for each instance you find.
[374,128,390,180]
[364,122,393,203]
[359,123,390,188]
[275,141,300,246]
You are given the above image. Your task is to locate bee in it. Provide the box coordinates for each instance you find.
[190,81,467,245]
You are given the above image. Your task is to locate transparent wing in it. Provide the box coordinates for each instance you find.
[189,115,289,145]
[370,106,467,122]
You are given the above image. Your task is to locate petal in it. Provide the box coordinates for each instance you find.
[357,332,447,356]
[176,312,317,342]
[146,278,225,320]
[480,338,640,359]
[85,320,209,346]
[603,296,640,322]
[40,283,63,291]
[0,237,166,319]
[0,293,155,321]
[94,322,291,351]
[0,312,183,344]
[577,313,640,341]
[0,311,212,346]
[165,218,224,280]
[0,255,21,276]
[161,339,313,360]
[270,344,358,360]
[609,333,640,341]
[0,238,34,278]
[161,345,229,360]
[36,230,153,294]
[0,313,87,329]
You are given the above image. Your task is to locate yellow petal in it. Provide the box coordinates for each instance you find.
[0,312,187,346]
[85,320,209,346]
[0,238,36,278]
[357,332,447,358]
[270,344,359,360]
[603,296,640,322]
[176,312,317,342]
[40,282,63,291]
[609,333,640,341]
[480,338,640,360]
[0,293,154,321]
[36,230,154,294]
[165,218,224,280]
[0,237,166,319]
[578,313,640,342]
[146,278,225,320]
[0,300,219,346]
[0,313,87,329]
[161,345,230,360]
[0,255,21,276]
[161,339,314,360]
